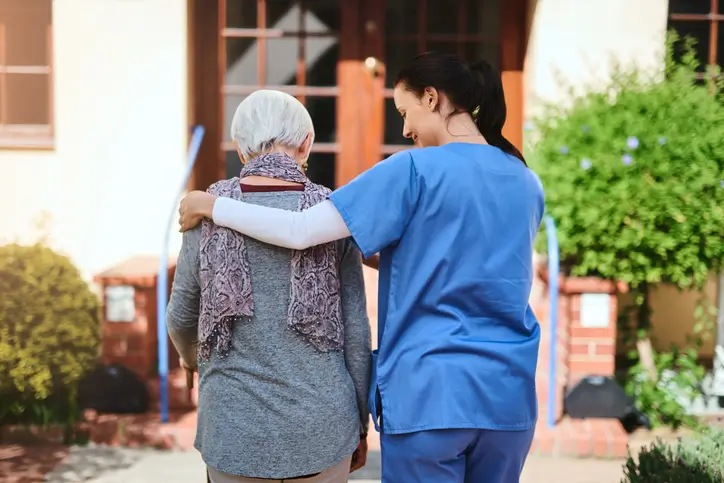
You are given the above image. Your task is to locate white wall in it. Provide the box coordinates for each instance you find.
[524,0,669,117]
[0,0,188,279]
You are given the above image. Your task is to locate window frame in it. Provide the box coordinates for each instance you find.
[0,0,54,150]
[668,0,724,80]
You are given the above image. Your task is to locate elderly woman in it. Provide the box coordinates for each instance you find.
[166,89,371,483]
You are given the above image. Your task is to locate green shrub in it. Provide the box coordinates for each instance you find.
[0,243,101,426]
[622,429,724,482]
[530,36,724,293]
[530,34,724,429]
[625,347,705,430]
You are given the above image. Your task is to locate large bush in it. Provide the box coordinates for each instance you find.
[622,428,724,482]
[0,243,100,425]
[530,36,724,428]
[530,40,724,295]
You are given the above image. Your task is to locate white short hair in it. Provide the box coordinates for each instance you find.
[230,89,314,160]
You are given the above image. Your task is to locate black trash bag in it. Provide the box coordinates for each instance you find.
[564,375,632,419]
[620,409,652,434]
[78,363,149,414]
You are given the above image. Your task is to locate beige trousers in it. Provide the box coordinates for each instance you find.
[207,455,352,483]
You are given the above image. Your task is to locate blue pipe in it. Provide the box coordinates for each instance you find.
[544,215,560,429]
[157,125,205,423]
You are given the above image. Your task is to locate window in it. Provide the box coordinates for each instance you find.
[0,0,53,149]
[668,0,724,77]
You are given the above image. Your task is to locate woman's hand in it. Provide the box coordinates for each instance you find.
[350,437,368,472]
[178,191,217,232]
[363,254,380,270]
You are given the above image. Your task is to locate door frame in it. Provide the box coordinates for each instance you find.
[188,0,223,191]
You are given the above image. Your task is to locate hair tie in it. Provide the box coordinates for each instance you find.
[471,105,480,121]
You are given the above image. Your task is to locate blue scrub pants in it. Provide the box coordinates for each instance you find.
[380,428,534,483]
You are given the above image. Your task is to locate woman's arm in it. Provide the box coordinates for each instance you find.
[178,151,420,256]
[214,198,350,250]
[179,192,349,250]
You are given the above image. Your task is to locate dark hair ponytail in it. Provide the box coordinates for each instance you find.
[468,61,526,165]
[395,52,527,166]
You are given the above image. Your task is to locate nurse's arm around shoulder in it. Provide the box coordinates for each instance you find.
[178,151,422,257]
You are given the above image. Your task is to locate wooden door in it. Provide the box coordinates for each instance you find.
[191,0,344,190]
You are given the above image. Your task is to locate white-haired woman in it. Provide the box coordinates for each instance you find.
[166,89,371,483]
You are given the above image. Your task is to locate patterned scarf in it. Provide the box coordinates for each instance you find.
[197,152,343,360]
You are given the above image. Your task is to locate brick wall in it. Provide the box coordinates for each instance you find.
[95,256,193,410]
[533,266,626,422]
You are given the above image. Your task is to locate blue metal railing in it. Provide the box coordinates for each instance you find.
[157,125,205,423]
[543,215,560,428]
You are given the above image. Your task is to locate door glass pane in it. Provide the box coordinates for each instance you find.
[6,73,49,125]
[384,98,409,146]
[226,0,257,28]
[305,96,336,143]
[307,0,340,32]
[225,150,242,179]
[266,38,303,85]
[463,42,500,70]
[426,0,460,34]
[263,37,338,85]
[467,0,500,37]
[268,0,297,29]
[306,41,338,86]
[669,0,712,14]
[668,20,711,70]
[223,95,246,143]
[425,42,461,56]
[226,38,257,85]
[385,0,419,35]
[384,41,418,88]
[307,152,335,189]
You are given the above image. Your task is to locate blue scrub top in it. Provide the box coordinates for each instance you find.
[329,143,544,435]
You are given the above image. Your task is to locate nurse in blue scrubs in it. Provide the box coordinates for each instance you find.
[178,52,544,483]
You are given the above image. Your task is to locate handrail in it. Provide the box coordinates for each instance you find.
[156,125,205,423]
[544,215,560,429]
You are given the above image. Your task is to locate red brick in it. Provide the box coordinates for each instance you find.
[569,342,592,356]
[126,334,145,355]
[569,358,614,374]
[103,320,145,336]
[561,277,618,294]
[570,326,615,339]
[103,337,128,357]
[593,433,610,457]
[570,295,581,312]
[594,341,615,356]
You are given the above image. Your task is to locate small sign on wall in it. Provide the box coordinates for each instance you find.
[105,286,135,323]
[580,293,610,328]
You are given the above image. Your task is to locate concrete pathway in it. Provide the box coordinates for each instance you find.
[45,446,626,483]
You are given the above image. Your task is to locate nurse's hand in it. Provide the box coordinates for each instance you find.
[179,191,217,232]
[350,437,368,472]
[363,254,380,270]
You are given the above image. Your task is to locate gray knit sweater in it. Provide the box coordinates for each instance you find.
[166,190,371,479]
